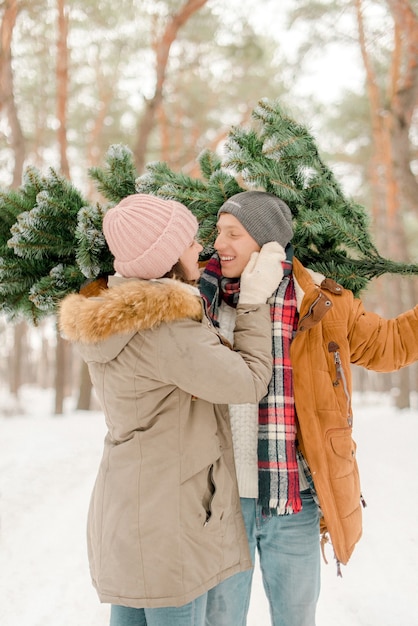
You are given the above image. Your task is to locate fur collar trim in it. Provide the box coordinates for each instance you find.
[59,278,203,344]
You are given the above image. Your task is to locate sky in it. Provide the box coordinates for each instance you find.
[1,386,417,626]
[244,0,364,105]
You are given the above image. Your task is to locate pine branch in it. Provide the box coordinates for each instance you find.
[1,166,112,320]
[198,149,223,180]
[8,170,87,260]
[88,144,137,202]
[75,203,114,279]
[29,264,85,312]
[0,254,47,323]
[0,168,54,322]
[136,156,243,255]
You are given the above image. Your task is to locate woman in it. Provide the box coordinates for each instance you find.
[58,193,283,626]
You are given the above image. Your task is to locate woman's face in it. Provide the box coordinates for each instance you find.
[179,239,203,280]
[214,213,260,278]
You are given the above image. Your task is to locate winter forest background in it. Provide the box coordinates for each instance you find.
[1,1,418,625]
[2,0,418,414]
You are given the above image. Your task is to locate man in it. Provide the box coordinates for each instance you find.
[200,190,418,626]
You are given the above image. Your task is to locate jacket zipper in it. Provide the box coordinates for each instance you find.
[328,342,353,427]
[328,342,367,509]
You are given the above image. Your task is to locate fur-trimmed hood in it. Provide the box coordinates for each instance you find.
[59,276,203,361]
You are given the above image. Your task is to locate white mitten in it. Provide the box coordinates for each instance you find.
[239,242,286,304]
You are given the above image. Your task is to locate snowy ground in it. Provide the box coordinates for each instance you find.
[1,386,417,626]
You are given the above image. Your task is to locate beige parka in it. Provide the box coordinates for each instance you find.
[59,276,274,609]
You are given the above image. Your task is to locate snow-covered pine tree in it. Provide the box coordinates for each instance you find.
[2,97,418,324]
[0,167,51,323]
[0,166,114,321]
[134,97,418,295]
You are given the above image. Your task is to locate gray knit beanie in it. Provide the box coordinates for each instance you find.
[218,191,293,248]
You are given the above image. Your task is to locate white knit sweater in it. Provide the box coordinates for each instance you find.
[218,301,308,497]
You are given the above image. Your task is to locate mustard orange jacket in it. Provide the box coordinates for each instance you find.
[292,258,418,566]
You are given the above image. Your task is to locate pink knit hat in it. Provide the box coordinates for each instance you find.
[102,194,198,279]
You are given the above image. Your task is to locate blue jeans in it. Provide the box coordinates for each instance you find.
[110,593,207,626]
[205,490,321,626]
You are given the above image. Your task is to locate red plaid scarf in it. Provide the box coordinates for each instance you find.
[200,249,301,515]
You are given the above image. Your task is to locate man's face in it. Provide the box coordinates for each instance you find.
[214,213,260,278]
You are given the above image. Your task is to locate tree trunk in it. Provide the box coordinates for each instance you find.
[0,0,25,187]
[133,0,208,173]
[395,368,411,410]
[52,0,71,414]
[56,0,70,178]
[9,321,26,397]
[356,0,418,403]
[54,330,66,415]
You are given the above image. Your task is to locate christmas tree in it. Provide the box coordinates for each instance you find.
[135,98,418,295]
[1,97,418,323]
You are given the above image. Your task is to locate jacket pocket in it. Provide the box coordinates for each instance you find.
[325,427,361,519]
[180,460,221,530]
[203,464,216,526]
